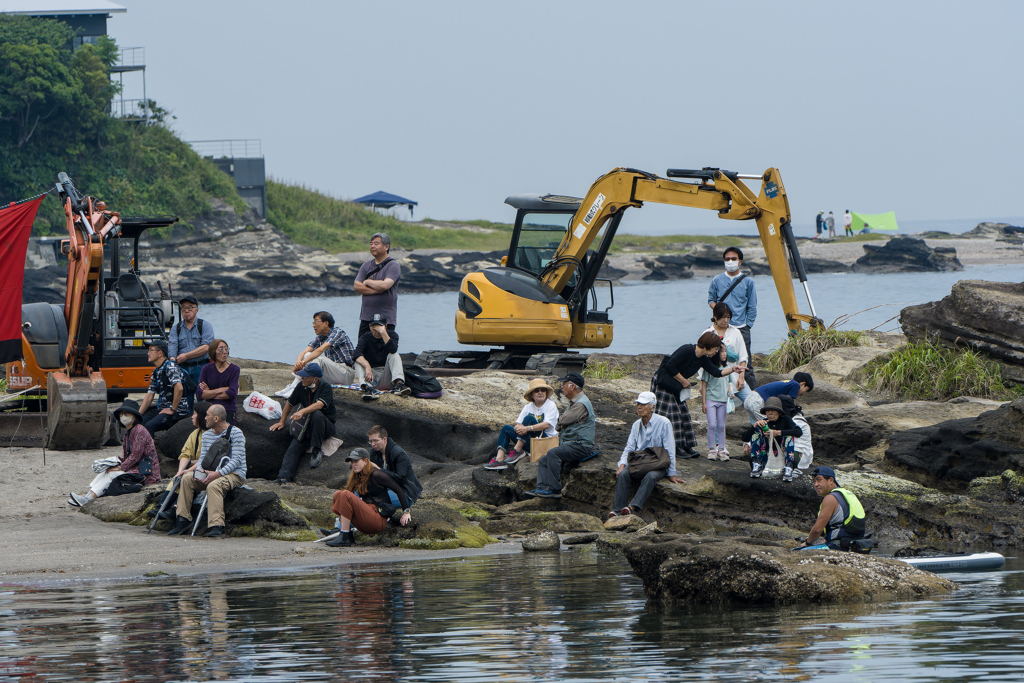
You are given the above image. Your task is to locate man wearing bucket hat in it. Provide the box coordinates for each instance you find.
[68,399,161,506]
[525,372,595,499]
[609,391,685,518]
[798,466,868,550]
[484,377,560,470]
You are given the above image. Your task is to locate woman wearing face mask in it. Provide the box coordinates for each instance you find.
[68,399,162,506]
[707,247,757,387]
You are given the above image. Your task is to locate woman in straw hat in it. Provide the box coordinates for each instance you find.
[484,377,560,471]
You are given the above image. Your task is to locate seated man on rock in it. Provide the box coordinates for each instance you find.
[525,373,595,500]
[138,340,190,435]
[293,311,358,387]
[272,363,337,481]
[609,391,684,518]
[798,466,867,551]
[354,313,411,399]
[167,405,247,538]
[743,371,814,424]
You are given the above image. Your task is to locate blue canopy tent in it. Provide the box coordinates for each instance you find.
[353,191,418,219]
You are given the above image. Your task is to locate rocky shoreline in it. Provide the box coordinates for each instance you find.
[21,200,1021,305]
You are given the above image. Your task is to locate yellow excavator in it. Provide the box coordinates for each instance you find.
[417,166,821,374]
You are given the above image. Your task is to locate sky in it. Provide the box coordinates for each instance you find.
[109,0,1024,236]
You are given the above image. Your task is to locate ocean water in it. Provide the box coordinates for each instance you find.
[206,264,1024,363]
[2,551,1021,682]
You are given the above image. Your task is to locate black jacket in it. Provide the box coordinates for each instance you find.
[370,439,422,505]
[655,344,724,394]
[355,330,400,368]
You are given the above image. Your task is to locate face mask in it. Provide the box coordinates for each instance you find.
[724,260,740,273]
[119,414,134,427]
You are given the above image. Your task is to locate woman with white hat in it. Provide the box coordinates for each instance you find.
[484,377,560,471]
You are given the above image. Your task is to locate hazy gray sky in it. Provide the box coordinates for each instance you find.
[112,0,1023,236]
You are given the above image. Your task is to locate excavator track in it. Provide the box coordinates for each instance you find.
[47,372,109,449]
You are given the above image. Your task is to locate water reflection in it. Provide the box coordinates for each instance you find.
[0,552,1021,681]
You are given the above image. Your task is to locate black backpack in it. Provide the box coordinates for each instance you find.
[401,365,443,397]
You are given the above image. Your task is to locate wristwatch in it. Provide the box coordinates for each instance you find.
[402,508,412,518]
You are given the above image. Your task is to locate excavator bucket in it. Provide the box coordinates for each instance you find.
[47,372,109,450]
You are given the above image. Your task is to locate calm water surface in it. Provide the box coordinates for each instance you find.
[206,264,1024,363]
[2,552,1022,682]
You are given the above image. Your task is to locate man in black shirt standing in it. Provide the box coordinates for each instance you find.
[271,363,337,481]
[354,313,410,400]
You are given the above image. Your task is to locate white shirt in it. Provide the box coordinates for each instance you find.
[517,398,560,438]
[844,212,852,227]
[617,413,677,476]
[703,324,748,367]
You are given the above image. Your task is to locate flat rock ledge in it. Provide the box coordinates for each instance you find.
[624,535,956,606]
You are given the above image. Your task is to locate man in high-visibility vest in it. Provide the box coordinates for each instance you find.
[799,466,867,549]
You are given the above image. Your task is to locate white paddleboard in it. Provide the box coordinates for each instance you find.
[897,552,1005,573]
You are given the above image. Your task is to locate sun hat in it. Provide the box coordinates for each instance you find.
[113,398,145,421]
[634,391,657,405]
[763,396,785,414]
[523,377,554,402]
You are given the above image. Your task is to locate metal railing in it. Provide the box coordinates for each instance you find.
[186,139,263,158]
[111,98,149,120]
[115,47,145,68]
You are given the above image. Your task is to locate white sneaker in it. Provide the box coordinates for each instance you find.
[718,447,730,461]
[783,467,794,482]
[750,464,763,479]
[707,448,719,460]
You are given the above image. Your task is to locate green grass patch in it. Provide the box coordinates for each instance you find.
[763,327,864,373]
[583,360,634,380]
[866,340,1021,401]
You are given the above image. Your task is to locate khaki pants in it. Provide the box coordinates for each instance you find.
[301,352,356,386]
[355,353,405,390]
[176,471,244,528]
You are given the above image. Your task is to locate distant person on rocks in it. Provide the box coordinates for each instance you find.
[354,232,400,338]
[271,363,337,480]
[292,311,358,388]
[484,378,559,471]
[860,221,871,235]
[844,210,853,237]
[608,391,684,519]
[798,466,867,550]
[826,211,836,238]
[169,296,214,414]
[354,313,410,399]
[652,332,745,459]
[68,399,161,506]
[743,372,814,423]
[743,396,804,481]
[138,340,190,435]
[815,211,824,239]
[707,247,757,386]
[196,340,240,425]
[524,373,596,499]
[167,405,247,538]
[325,449,412,548]
[699,344,736,461]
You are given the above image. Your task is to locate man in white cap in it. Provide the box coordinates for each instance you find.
[609,391,685,518]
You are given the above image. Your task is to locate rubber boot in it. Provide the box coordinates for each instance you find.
[326,530,354,547]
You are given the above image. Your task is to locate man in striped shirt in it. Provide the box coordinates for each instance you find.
[167,405,247,538]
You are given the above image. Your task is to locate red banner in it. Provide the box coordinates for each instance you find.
[0,195,46,364]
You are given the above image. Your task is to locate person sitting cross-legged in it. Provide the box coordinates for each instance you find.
[167,405,247,538]
[484,378,559,471]
[524,373,595,500]
[609,391,685,518]
[271,362,337,481]
[325,449,412,548]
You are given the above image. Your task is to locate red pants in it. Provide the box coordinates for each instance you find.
[331,490,387,534]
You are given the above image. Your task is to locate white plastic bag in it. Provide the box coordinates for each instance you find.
[243,391,282,420]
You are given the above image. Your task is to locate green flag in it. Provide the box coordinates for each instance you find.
[850,211,898,232]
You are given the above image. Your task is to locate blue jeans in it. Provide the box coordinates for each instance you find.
[498,414,540,453]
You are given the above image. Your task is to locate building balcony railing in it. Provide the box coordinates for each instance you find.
[110,98,149,120]
[186,140,263,159]
[111,47,145,73]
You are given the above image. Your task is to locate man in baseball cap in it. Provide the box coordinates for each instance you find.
[170,294,214,413]
[608,391,685,519]
[798,465,868,550]
[271,355,337,479]
[524,372,595,499]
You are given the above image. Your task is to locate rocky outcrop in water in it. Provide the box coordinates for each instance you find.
[900,280,1024,382]
[853,236,963,273]
[623,535,956,605]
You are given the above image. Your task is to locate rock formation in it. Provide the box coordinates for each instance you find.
[900,280,1024,382]
[853,236,963,273]
[623,535,956,605]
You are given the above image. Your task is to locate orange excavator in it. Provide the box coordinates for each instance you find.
[5,173,178,448]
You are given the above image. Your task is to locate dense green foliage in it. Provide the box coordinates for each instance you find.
[867,340,1020,401]
[763,327,864,373]
[266,179,514,253]
[0,15,243,234]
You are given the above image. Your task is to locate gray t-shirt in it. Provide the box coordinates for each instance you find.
[356,257,401,324]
